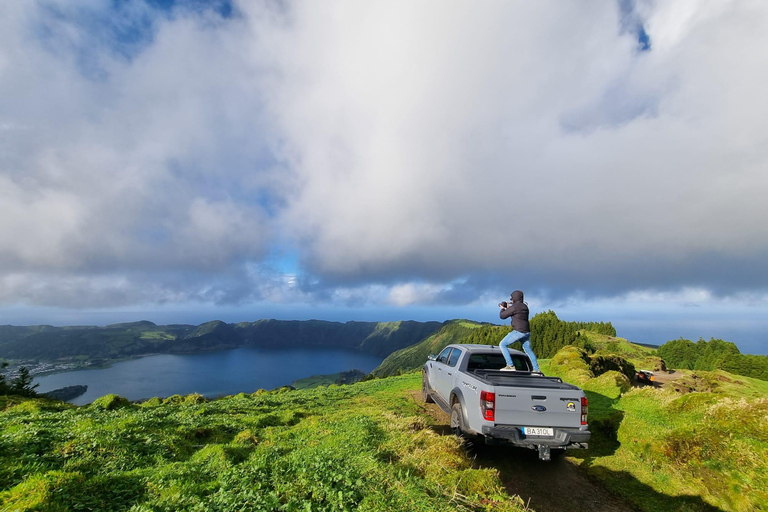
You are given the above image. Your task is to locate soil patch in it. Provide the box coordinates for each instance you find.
[407,390,637,512]
[651,369,682,387]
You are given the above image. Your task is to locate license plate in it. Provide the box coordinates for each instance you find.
[523,427,553,437]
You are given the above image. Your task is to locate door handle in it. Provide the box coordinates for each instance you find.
[447,372,452,376]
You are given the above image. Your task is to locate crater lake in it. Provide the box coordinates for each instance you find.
[33,346,384,405]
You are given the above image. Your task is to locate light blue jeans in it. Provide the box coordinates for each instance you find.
[499,330,540,371]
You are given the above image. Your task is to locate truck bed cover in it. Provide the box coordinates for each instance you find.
[470,370,580,390]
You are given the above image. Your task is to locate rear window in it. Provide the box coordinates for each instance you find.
[467,353,529,371]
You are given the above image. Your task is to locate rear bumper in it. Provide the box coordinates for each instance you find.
[481,425,590,449]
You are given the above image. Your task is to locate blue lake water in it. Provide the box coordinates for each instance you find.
[34,347,383,405]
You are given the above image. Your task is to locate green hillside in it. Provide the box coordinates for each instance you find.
[372,311,617,377]
[370,320,486,377]
[3,342,768,511]
[0,375,527,512]
[542,347,768,511]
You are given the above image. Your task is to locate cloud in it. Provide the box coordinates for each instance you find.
[0,2,273,277]
[266,1,768,298]
[1,0,768,313]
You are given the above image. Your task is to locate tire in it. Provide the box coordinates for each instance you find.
[422,374,434,403]
[450,402,467,438]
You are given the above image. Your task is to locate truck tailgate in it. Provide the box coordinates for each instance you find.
[475,373,584,428]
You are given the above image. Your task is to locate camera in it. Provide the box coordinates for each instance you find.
[498,301,509,308]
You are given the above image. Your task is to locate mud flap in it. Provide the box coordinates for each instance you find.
[537,444,551,461]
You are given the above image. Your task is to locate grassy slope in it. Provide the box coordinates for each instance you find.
[542,348,768,512]
[371,320,486,377]
[0,375,527,512]
[4,330,766,512]
[292,370,365,390]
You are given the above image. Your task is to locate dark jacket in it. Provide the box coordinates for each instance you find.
[500,290,530,333]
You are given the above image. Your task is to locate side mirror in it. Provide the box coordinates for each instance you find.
[427,354,436,361]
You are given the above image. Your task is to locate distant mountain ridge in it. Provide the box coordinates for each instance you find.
[0,319,444,362]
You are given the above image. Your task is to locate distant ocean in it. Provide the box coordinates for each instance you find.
[615,324,767,356]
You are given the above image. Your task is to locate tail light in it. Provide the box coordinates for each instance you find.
[480,391,495,422]
[580,396,589,425]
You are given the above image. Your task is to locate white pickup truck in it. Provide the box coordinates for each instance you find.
[422,343,591,460]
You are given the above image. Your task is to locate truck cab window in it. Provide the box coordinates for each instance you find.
[437,347,452,364]
[447,348,462,367]
[467,354,530,371]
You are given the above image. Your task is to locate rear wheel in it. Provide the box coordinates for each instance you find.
[450,402,467,437]
[422,374,434,403]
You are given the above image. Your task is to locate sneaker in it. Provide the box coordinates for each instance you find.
[500,366,517,371]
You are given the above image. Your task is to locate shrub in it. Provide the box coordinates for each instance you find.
[550,346,593,384]
[589,353,636,381]
[232,429,258,446]
[90,394,131,410]
[184,393,207,404]
[139,397,162,407]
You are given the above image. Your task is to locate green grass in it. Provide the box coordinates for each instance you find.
[139,331,176,341]
[371,321,488,377]
[545,348,768,512]
[579,332,661,368]
[1,375,527,512]
[291,370,365,390]
[292,374,341,389]
[4,340,766,512]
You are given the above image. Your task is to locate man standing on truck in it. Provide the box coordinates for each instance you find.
[499,290,542,374]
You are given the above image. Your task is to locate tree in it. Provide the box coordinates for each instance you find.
[0,361,9,394]
[10,367,39,397]
[657,337,768,381]
[0,363,39,397]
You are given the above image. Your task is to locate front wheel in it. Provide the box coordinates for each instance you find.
[422,374,434,403]
[450,402,467,438]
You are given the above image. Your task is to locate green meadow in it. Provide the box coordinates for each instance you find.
[542,344,768,512]
[0,376,527,512]
[2,337,767,512]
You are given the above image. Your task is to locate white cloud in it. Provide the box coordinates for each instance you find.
[387,283,443,307]
[262,0,768,295]
[2,0,768,313]
[0,1,272,280]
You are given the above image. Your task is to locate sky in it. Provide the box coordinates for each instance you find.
[1,1,768,355]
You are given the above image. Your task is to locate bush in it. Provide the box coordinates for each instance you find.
[162,394,185,405]
[550,346,593,384]
[184,393,207,404]
[139,397,162,407]
[589,353,636,381]
[90,394,132,410]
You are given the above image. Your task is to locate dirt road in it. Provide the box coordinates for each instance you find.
[409,391,637,512]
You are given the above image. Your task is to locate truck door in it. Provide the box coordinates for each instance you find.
[431,347,453,403]
[436,347,462,402]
